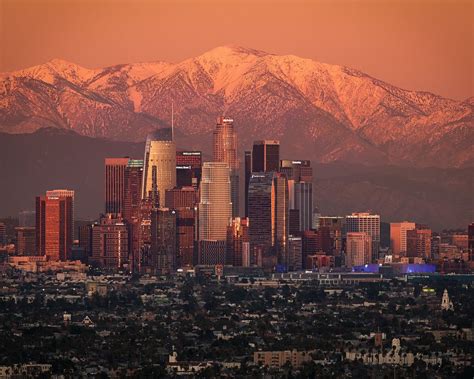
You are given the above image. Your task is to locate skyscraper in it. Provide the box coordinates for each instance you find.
[176,151,202,189]
[244,150,252,217]
[150,208,176,274]
[407,226,432,260]
[390,221,416,258]
[142,128,176,207]
[213,117,239,217]
[36,190,74,261]
[105,157,129,214]
[15,227,36,256]
[198,162,232,265]
[252,140,280,173]
[248,172,288,269]
[346,232,372,267]
[90,214,129,269]
[280,160,313,233]
[165,187,196,209]
[346,212,380,262]
[318,216,345,256]
[226,217,249,266]
[122,159,143,273]
[123,159,143,222]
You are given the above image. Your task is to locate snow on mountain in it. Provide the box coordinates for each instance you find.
[0,45,472,167]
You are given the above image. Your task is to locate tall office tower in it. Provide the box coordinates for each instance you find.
[294,182,313,232]
[78,224,93,259]
[252,140,280,173]
[142,128,176,207]
[150,208,176,274]
[289,209,300,236]
[165,187,196,268]
[36,191,74,261]
[312,207,321,230]
[213,117,239,217]
[244,151,252,217]
[319,216,345,256]
[279,160,313,182]
[288,236,303,271]
[280,160,313,233]
[105,158,129,214]
[226,217,249,266]
[175,208,195,268]
[123,159,143,222]
[176,151,202,189]
[18,210,36,227]
[248,172,289,269]
[165,187,196,209]
[90,214,129,269]
[123,159,143,272]
[45,189,75,235]
[198,162,232,265]
[346,232,372,267]
[390,221,416,258]
[407,226,432,260]
[468,223,474,254]
[15,227,36,255]
[0,223,5,246]
[317,226,333,254]
[345,212,380,262]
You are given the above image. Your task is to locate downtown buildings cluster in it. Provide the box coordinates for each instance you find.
[2,117,474,275]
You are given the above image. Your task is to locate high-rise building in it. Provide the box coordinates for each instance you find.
[390,221,416,258]
[78,224,93,260]
[213,117,239,217]
[105,158,129,214]
[176,151,202,189]
[294,182,313,232]
[122,159,143,273]
[15,227,36,256]
[248,172,288,269]
[165,187,196,209]
[90,214,129,269]
[318,216,345,256]
[123,159,143,222]
[346,232,372,267]
[280,160,313,233]
[36,190,74,261]
[226,217,249,266]
[288,236,303,271]
[175,208,195,268]
[244,150,252,217]
[279,160,312,182]
[142,128,176,207]
[198,162,232,265]
[150,208,176,274]
[468,223,474,258]
[18,210,36,227]
[0,223,5,246]
[407,226,432,260]
[346,212,380,262]
[252,140,280,173]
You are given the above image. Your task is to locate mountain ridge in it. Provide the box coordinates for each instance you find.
[1,45,472,168]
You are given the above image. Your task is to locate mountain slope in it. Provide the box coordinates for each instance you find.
[0,46,472,167]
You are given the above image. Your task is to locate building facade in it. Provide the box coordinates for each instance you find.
[36,191,74,261]
[142,128,176,207]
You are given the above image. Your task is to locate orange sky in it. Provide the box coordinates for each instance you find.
[1,0,472,100]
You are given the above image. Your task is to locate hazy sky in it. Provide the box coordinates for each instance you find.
[1,0,472,100]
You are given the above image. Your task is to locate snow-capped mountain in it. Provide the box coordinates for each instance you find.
[1,45,472,167]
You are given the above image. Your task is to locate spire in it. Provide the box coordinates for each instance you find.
[171,101,174,141]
